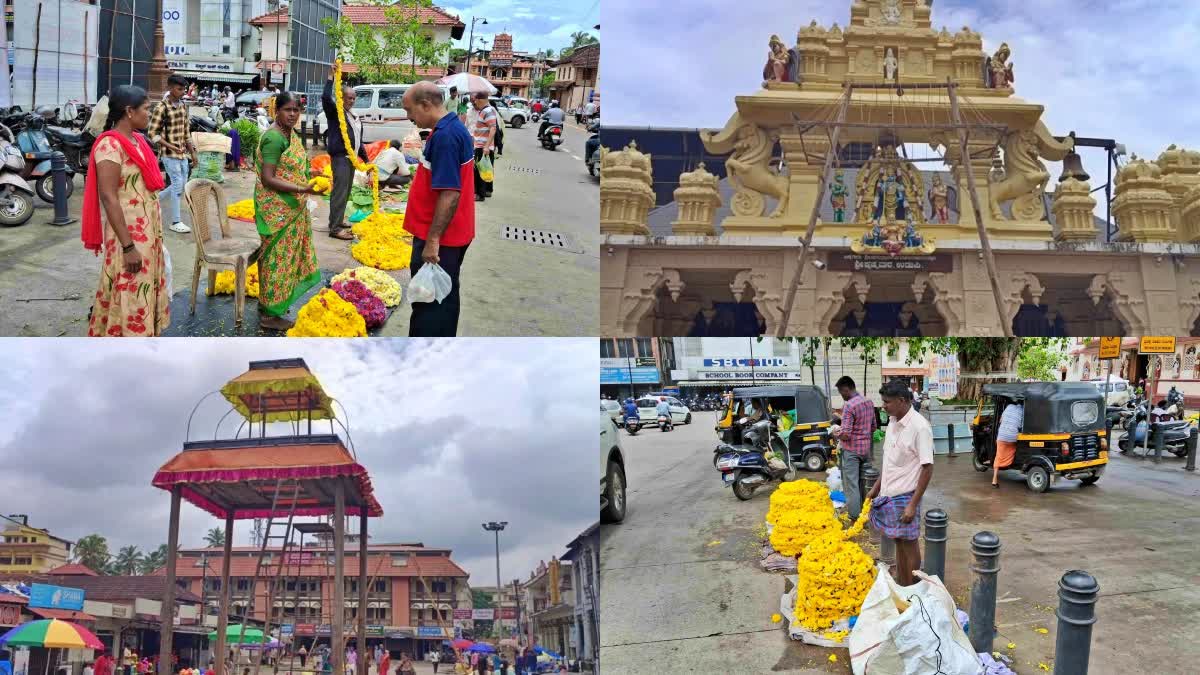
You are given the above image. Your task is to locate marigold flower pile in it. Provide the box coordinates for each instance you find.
[226,199,255,221]
[765,480,877,631]
[209,263,260,298]
[286,289,367,337]
[308,176,332,194]
[350,211,412,270]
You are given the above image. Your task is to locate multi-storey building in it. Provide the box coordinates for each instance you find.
[561,524,599,675]
[0,514,72,575]
[549,43,598,112]
[518,558,573,661]
[455,34,546,99]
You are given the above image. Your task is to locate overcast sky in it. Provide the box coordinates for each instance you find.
[442,0,600,56]
[0,338,596,589]
[602,0,1200,176]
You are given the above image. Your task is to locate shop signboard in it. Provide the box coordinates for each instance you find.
[702,358,787,368]
[699,371,798,380]
[1138,336,1175,355]
[452,608,472,620]
[826,253,953,273]
[1098,337,1122,360]
[416,626,444,638]
[385,628,412,639]
[316,624,331,636]
[280,624,294,635]
[471,609,494,621]
[367,625,385,636]
[497,607,517,619]
[295,624,315,636]
[599,366,659,385]
[29,583,85,611]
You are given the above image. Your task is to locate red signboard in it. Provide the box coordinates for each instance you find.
[498,608,517,620]
[283,552,317,565]
[294,624,315,636]
[452,609,472,620]
[0,605,20,626]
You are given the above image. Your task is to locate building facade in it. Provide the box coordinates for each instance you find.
[167,542,469,658]
[0,515,72,575]
[561,524,598,675]
[455,34,545,99]
[600,0,1200,338]
[519,559,573,661]
[471,584,521,636]
[550,43,598,111]
[1067,337,1200,408]
[599,338,674,399]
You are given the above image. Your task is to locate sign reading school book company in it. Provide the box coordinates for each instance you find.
[29,583,85,611]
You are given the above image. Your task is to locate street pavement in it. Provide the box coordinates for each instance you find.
[599,413,1200,673]
[0,119,597,336]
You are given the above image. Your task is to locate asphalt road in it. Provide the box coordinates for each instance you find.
[0,118,597,336]
[599,415,1200,674]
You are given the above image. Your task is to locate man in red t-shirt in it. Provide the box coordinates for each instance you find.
[401,81,476,336]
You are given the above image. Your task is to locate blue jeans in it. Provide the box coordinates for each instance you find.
[161,157,189,224]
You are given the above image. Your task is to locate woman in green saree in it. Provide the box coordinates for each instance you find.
[254,92,322,331]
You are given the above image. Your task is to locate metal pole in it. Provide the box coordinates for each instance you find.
[1105,357,1112,408]
[949,79,1013,337]
[1185,425,1197,472]
[357,514,367,673]
[159,487,182,675]
[749,338,756,385]
[215,514,234,675]
[1053,570,1099,675]
[48,152,76,225]
[862,467,880,545]
[494,529,501,624]
[466,19,476,76]
[822,339,832,400]
[967,531,1001,654]
[1152,421,1163,463]
[922,509,948,581]
[627,352,634,399]
[332,483,345,675]
[777,83,853,336]
[947,423,957,457]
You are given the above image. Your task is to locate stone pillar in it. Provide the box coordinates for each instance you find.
[671,162,722,236]
[779,129,830,234]
[1052,177,1099,242]
[951,27,984,86]
[1112,159,1175,243]
[599,142,655,235]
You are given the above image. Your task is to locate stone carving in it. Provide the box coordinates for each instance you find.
[928,172,956,223]
[1112,158,1176,242]
[989,42,1014,89]
[856,48,876,74]
[730,269,784,334]
[1051,177,1098,242]
[913,272,964,332]
[818,272,870,333]
[881,0,902,25]
[1180,277,1200,333]
[701,114,789,218]
[671,162,722,236]
[1087,273,1147,334]
[1005,272,1045,326]
[883,48,898,80]
[763,34,793,84]
[830,170,849,222]
[852,145,935,255]
[1181,184,1200,242]
[619,268,685,333]
[988,120,1074,221]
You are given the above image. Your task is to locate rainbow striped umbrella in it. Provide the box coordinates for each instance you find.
[0,619,105,649]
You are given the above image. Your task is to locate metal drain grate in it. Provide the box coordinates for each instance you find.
[508,165,542,174]
[500,225,581,253]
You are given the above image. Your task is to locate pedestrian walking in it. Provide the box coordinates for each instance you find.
[469,92,497,202]
[835,375,874,520]
[148,73,195,234]
[400,81,476,337]
[992,401,1023,487]
[430,649,440,673]
[321,64,367,241]
[298,645,308,669]
[865,379,934,586]
[378,650,390,675]
[396,654,413,675]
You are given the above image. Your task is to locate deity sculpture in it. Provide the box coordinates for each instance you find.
[883,48,898,81]
[873,167,909,229]
[763,34,793,83]
[881,0,902,25]
[830,170,849,222]
[990,42,1014,88]
[929,172,951,223]
[896,303,922,337]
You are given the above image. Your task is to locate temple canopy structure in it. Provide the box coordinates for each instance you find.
[601,0,1200,337]
[152,359,382,675]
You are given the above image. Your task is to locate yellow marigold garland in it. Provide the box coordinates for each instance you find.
[333,58,379,214]
[285,288,367,337]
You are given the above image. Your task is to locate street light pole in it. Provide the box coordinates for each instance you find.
[482,521,507,638]
[465,17,488,79]
[148,0,171,98]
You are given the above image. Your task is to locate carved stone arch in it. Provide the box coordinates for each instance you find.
[1183,278,1200,335]
[730,269,785,336]
[619,268,685,335]
[1086,273,1145,335]
[1005,272,1045,326]
[912,272,964,333]
[816,272,870,333]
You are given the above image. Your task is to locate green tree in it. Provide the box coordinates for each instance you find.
[470,588,495,636]
[204,527,226,548]
[1017,340,1067,382]
[560,31,599,60]
[140,544,168,575]
[111,545,144,576]
[71,534,111,575]
[323,0,453,84]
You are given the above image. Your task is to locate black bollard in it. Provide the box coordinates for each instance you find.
[313,120,322,148]
[967,531,1001,654]
[947,423,957,457]
[1185,426,1198,472]
[1152,421,1163,463]
[862,466,880,544]
[300,119,309,148]
[48,152,76,226]
[922,509,948,581]
[1053,570,1099,675]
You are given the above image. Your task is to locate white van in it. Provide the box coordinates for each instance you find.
[317,83,451,143]
[1086,377,1131,406]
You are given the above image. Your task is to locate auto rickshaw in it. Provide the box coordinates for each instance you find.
[715,385,837,472]
[971,382,1108,492]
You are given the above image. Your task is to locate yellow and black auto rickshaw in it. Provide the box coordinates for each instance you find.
[715,385,837,472]
[971,382,1108,492]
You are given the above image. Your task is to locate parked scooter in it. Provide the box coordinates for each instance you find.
[714,418,794,500]
[13,112,75,203]
[45,112,97,175]
[585,119,600,176]
[539,122,564,151]
[0,123,36,226]
[1117,399,1192,457]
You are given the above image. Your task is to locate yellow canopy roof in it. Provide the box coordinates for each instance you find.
[220,359,335,422]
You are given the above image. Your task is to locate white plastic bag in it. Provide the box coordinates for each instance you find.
[408,263,452,304]
[401,128,425,163]
[826,466,842,492]
[849,565,978,675]
[162,241,173,292]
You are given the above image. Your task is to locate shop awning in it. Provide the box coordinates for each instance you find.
[174,70,257,84]
[28,607,96,621]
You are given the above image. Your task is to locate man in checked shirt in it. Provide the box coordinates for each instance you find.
[148,73,197,234]
[836,375,876,520]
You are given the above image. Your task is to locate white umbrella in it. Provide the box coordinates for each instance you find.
[436,73,497,95]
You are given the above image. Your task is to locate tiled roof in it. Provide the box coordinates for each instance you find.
[178,543,444,554]
[5,573,202,604]
[48,563,100,576]
[167,552,469,579]
[564,43,599,68]
[250,4,464,28]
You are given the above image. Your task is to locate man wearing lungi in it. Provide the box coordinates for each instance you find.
[865,378,935,585]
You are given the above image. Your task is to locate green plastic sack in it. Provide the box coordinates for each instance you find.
[190,151,225,183]
[478,154,494,183]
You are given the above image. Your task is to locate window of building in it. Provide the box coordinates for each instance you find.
[600,339,616,358]
[616,338,634,358]
[0,557,11,565]
[372,580,387,593]
[635,338,654,358]
[236,578,250,591]
[205,578,222,593]
[390,553,408,567]
[431,580,447,594]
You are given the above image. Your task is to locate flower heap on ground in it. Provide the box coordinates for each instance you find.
[791,500,875,631]
[308,175,332,194]
[210,263,260,298]
[331,278,386,329]
[331,267,403,306]
[767,481,841,557]
[286,288,367,337]
[333,58,379,214]
[350,211,412,270]
[227,198,254,220]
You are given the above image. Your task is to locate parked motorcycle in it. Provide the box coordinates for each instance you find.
[1117,399,1192,457]
[585,119,600,176]
[0,123,36,226]
[14,112,75,203]
[714,418,793,500]
[45,122,96,175]
[539,123,564,151]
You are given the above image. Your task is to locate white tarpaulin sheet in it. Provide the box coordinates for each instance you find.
[5,0,99,108]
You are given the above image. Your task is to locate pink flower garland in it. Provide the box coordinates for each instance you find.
[332,279,387,329]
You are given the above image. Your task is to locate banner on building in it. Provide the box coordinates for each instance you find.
[498,607,517,619]
[452,608,472,620]
[416,626,445,638]
[29,583,85,611]
[471,609,494,621]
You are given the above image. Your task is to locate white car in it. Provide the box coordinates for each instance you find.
[488,97,528,129]
[1087,378,1131,406]
[601,413,626,523]
[601,399,623,425]
[636,396,692,425]
[315,83,450,143]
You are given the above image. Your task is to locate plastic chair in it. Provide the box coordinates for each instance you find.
[183,178,262,325]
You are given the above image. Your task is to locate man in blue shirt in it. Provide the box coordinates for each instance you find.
[655,397,673,429]
[538,101,566,141]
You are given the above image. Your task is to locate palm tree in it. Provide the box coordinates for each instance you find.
[569,31,598,49]
[112,546,144,576]
[204,528,226,548]
[140,544,168,575]
[72,534,111,574]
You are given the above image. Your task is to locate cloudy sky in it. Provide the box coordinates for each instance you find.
[0,338,596,588]
[602,0,1200,172]
[442,0,600,56]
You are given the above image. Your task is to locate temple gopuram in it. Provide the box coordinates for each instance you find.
[600,0,1200,337]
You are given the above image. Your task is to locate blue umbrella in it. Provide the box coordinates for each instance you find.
[466,643,496,654]
[534,646,562,659]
